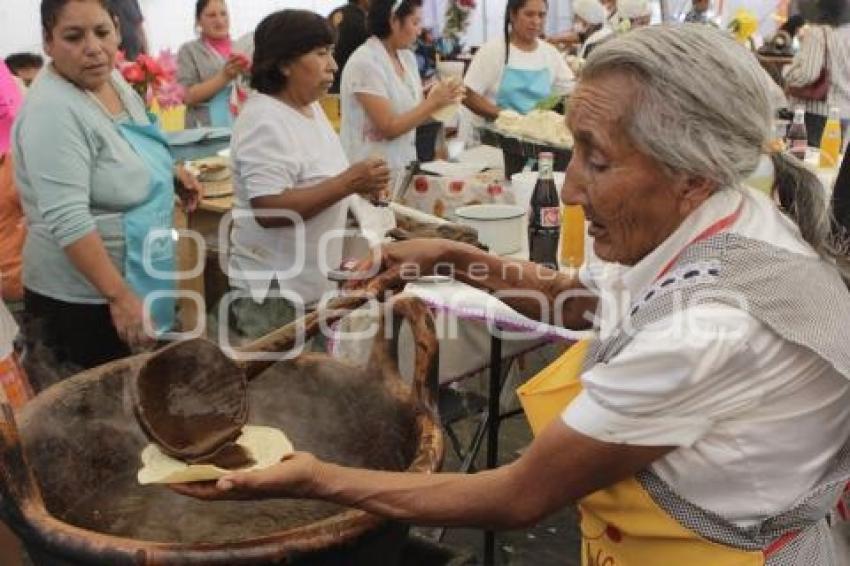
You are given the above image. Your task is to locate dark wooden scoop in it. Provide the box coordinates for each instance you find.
[132,338,253,468]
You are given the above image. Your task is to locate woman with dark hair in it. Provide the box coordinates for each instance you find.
[339,0,463,170]
[12,0,201,390]
[463,0,574,120]
[784,0,850,146]
[224,9,390,341]
[177,0,250,128]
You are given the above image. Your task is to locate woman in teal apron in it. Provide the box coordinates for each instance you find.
[463,0,575,120]
[12,0,201,391]
[177,0,250,129]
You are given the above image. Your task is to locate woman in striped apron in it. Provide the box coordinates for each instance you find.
[173,25,850,565]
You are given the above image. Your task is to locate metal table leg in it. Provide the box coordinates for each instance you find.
[483,333,503,565]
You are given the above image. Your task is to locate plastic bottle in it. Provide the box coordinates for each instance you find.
[819,107,842,168]
[559,205,585,269]
[787,106,808,161]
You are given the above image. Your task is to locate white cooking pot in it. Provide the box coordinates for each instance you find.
[454,204,526,255]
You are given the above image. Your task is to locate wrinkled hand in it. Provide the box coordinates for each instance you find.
[174,164,204,212]
[427,79,466,109]
[170,452,321,501]
[343,238,457,293]
[109,288,155,349]
[344,157,391,197]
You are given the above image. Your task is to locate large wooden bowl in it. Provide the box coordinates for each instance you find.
[0,295,443,565]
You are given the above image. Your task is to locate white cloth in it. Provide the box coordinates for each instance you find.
[340,37,423,171]
[573,0,607,25]
[228,93,351,305]
[463,37,574,107]
[784,24,850,120]
[564,187,850,527]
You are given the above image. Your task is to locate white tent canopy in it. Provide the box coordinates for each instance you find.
[0,0,784,58]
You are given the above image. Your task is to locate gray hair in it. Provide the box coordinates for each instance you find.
[582,23,849,283]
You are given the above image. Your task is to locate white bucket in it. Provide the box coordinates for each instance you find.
[455,204,526,255]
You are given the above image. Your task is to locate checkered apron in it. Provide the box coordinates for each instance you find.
[577,233,850,565]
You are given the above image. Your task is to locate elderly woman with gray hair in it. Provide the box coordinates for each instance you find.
[175,25,850,564]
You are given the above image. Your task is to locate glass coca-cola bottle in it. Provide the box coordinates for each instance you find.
[528,152,561,270]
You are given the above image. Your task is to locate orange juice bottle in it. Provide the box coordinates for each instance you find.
[820,107,842,168]
[559,205,585,269]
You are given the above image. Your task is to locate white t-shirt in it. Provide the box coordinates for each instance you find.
[566,188,850,527]
[340,37,423,170]
[463,37,575,105]
[228,93,351,306]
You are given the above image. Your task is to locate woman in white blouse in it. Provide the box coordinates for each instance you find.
[339,0,463,170]
[225,10,389,341]
[463,0,574,120]
[178,25,850,564]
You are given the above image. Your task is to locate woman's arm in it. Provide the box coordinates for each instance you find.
[359,239,597,329]
[63,232,150,346]
[355,79,460,140]
[173,420,672,530]
[178,44,247,106]
[183,70,231,106]
[250,158,389,228]
[463,88,501,120]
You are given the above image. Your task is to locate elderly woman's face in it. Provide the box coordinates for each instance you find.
[44,0,119,91]
[281,45,338,100]
[511,0,547,43]
[198,0,230,40]
[563,74,706,266]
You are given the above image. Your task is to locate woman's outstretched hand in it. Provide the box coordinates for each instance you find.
[170,452,323,501]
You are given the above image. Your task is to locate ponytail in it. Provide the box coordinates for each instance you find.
[770,151,850,285]
[503,1,513,64]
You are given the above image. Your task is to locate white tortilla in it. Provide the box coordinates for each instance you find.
[137,425,294,485]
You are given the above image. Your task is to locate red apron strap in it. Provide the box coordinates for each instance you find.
[656,201,745,281]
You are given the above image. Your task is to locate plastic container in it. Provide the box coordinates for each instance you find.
[820,107,842,168]
[559,205,586,269]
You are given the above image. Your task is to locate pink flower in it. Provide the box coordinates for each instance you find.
[155,49,179,78]
[155,82,186,109]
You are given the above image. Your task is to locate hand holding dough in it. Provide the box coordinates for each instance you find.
[138,426,294,485]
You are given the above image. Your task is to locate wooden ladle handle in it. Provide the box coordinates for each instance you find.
[236,293,372,380]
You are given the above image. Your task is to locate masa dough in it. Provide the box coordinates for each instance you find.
[494,109,573,147]
[137,425,294,485]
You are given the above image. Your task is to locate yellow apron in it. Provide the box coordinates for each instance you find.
[519,341,769,566]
